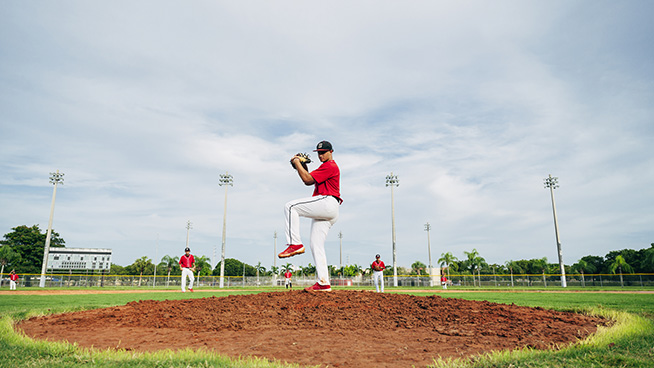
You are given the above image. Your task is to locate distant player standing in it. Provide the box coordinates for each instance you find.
[279,140,342,292]
[371,254,386,293]
[9,270,18,291]
[284,269,293,289]
[178,247,195,292]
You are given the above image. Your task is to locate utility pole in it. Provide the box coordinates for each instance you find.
[425,222,433,287]
[39,170,64,288]
[219,172,233,288]
[338,231,343,270]
[185,220,193,249]
[385,172,399,287]
[544,174,567,288]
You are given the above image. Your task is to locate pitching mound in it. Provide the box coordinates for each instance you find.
[17,290,606,367]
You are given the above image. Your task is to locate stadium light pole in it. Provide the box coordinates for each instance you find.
[338,231,343,270]
[544,174,567,288]
[385,172,399,287]
[218,172,233,288]
[185,220,193,249]
[39,170,64,288]
[425,222,433,287]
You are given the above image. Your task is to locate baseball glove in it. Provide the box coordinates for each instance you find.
[290,153,311,171]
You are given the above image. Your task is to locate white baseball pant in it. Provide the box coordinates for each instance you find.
[373,270,384,292]
[10,280,17,290]
[181,268,194,291]
[285,195,339,286]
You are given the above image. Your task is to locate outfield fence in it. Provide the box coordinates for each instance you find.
[2,272,654,289]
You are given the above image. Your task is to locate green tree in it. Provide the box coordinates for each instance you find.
[110,263,126,275]
[214,258,256,277]
[463,249,486,286]
[302,263,316,276]
[438,252,458,280]
[195,255,212,276]
[571,259,596,288]
[0,245,22,284]
[411,261,427,275]
[643,244,654,272]
[131,256,153,287]
[505,260,522,287]
[609,255,634,288]
[532,257,549,287]
[159,255,179,286]
[1,225,65,273]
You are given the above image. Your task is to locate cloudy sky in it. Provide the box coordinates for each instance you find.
[1,1,652,272]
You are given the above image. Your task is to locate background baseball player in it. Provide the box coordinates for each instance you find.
[178,247,195,292]
[279,140,342,292]
[284,269,293,289]
[9,270,18,290]
[371,254,385,293]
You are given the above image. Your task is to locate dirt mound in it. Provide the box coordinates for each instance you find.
[17,290,606,367]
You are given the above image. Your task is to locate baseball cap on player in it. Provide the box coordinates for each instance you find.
[375,254,380,258]
[314,141,333,152]
[185,247,190,252]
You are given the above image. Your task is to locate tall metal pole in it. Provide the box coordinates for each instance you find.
[386,172,399,287]
[219,172,233,288]
[544,174,567,288]
[40,170,64,288]
[338,231,343,270]
[185,220,192,249]
[425,222,433,287]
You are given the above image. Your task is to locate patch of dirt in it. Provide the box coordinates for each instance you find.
[17,290,607,367]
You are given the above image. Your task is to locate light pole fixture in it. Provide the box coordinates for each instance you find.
[39,170,64,288]
[425,222,433,287]
[544,174,567,288]
[218,172,233,288]
[385,172,399,287]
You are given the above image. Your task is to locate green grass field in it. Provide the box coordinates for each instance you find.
[1,288,653,368]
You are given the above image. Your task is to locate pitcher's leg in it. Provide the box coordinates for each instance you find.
[284,200,303,245]
[310,219,333,285]
[188,272,194,290]
[181,269,187,291]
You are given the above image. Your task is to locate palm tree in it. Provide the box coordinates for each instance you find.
[255,262,265,284]
[132,256,152,287]
[609,255,634,288]
[464,249,480,286]
[194,255,211,276]
[438,252,458,280]
[571,259,596,288]
[505,260,522,287]
[160,255,179,287]
[532,257,548,287]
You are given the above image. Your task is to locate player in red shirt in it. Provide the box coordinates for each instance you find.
[441,274,448,289]
[371,254,385,293]
[284,269,293,289]
[178,247,195,292]
[279,141,342,292]
[9,270,19,290]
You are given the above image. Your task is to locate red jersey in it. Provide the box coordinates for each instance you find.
[371,260,385,271]
[179,254,195,268]
[310,160,341,203]
[10,274,18,281]
[284,271,292,279]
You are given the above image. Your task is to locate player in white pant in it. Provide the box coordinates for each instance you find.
[371,254,386,293]
[279,140,342,292]
[178,247,195,292]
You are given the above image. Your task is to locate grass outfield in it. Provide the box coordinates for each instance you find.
[0,288,653,367]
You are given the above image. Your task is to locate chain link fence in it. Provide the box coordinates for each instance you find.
[2,272,654,289]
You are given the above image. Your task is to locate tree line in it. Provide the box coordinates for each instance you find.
[2,225,653,280]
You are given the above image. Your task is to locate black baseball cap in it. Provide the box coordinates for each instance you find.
[314,141,333,152]
[185,247,190,252]
[375,254,381,258]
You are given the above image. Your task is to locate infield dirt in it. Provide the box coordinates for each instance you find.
[17,290,607,367]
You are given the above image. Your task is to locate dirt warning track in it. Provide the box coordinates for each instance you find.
[17,290,607,368]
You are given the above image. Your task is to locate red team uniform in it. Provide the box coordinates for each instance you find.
[371,256,385,293]
[179,250,195,292]
[280,141,341,292]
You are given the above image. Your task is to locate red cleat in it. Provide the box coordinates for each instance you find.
[189,288,194,292]
[278,244,305,258]
[304,282,331,292]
